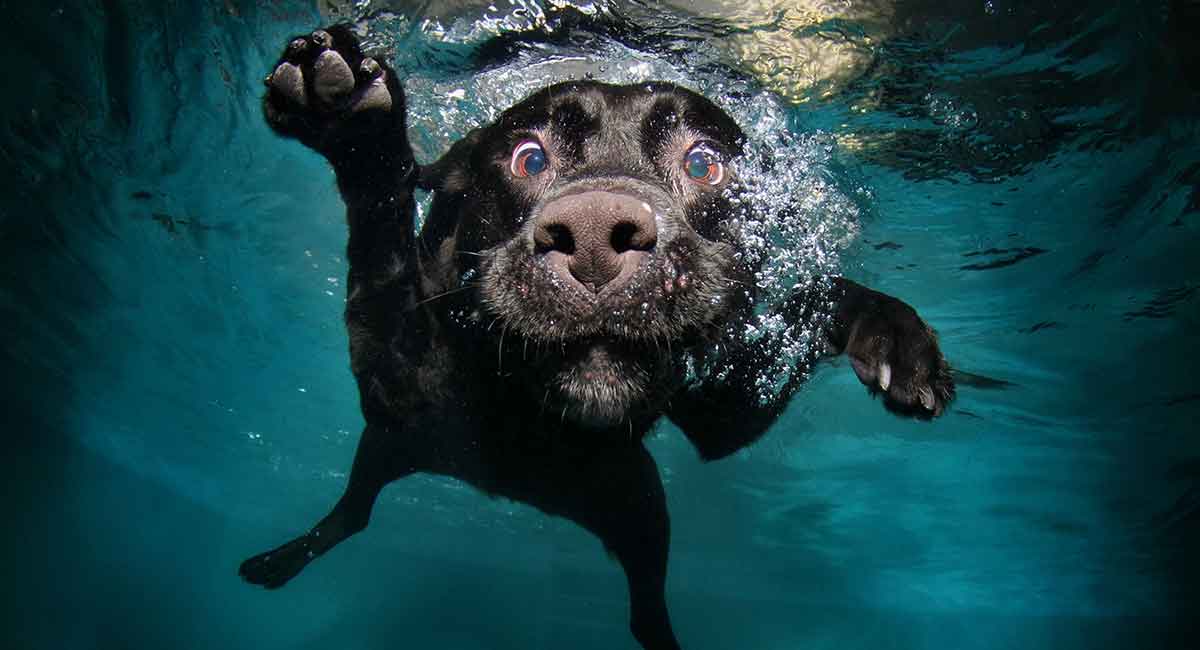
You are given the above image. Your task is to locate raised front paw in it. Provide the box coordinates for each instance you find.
[844,295,955,418]
[263,25,404,158]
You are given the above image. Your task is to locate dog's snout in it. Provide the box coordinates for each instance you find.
[533,191,657,293]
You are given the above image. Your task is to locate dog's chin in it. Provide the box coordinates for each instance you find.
[545,339,655,430]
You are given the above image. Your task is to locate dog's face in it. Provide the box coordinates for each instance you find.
[422,81,751,428]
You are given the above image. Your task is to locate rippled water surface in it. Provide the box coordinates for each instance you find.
[2,1,1198,648]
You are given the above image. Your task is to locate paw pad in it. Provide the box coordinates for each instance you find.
[313,50,355,104]
[269,62,306,106]
[262,25,401,154]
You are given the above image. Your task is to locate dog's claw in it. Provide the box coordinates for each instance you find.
[918,385,936,411]
[841,289,954,418]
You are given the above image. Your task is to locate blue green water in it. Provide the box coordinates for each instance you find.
[2,1,1197,648]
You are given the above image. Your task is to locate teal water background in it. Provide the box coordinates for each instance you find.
[2,1,1197,648]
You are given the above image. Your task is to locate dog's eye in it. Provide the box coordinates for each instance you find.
[511,140,548,178]
[683,144,724,185]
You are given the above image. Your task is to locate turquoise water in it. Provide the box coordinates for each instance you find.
[2,1,1197,648]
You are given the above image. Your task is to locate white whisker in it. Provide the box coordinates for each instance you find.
[415,282,479,306]
[498,324,508,374]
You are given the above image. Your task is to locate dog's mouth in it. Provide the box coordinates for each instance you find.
[524,335,667,429]
[558,337,647,382]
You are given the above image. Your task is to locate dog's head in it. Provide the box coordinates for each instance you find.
[420,81,752,428]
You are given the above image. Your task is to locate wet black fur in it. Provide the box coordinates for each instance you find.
[239,25,954,650]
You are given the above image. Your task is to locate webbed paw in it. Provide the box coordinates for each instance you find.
[263,25,404,158]
[844,296,955,418]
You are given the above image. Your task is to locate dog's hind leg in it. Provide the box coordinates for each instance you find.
[239,424,414,588]
[542,445,681,650]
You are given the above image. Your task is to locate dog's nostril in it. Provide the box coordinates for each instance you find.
[610,220,656,254]
[534,191,661,292]
[534,223,576,255]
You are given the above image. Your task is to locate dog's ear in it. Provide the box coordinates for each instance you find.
[417,127,486,193]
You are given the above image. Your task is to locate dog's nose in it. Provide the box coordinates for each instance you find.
[533,191,658,293]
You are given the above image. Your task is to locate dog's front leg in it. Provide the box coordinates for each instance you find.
[239,423,417,588]
[261,24,418,287]
[541,444,681,650]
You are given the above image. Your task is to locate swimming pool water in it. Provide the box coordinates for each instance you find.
[2,1,1197,648]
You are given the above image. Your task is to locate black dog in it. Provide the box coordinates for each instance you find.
[239,26,955,650]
